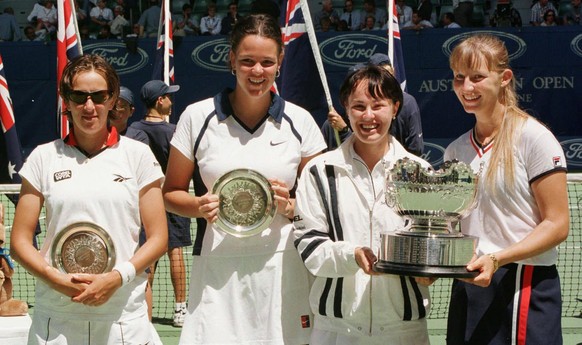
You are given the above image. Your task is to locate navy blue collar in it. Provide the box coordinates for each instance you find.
[213,88,285,124]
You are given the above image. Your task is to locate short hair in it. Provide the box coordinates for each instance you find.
[59,54,120,103]
[339,65,403,115]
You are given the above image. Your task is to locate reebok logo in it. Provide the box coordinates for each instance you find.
[113,174,133,182]
[54,170,72,182]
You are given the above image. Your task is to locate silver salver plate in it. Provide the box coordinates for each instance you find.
[212,169,276,238]
[51,222,116,274]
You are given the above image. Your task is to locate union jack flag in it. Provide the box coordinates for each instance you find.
[57,0,83,139]
[152,0,174,85]
[388,0,407,90]
[0,55,23,184]
[282,0,306,45]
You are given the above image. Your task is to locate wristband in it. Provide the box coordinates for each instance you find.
[488,253,499,273]
[114,261,136,286]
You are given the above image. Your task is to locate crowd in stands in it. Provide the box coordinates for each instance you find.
[0,0,580,43]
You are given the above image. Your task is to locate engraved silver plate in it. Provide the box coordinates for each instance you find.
[51,222,116,274]
[212,169,276,238]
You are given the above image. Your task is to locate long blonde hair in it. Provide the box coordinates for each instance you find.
[450,34,529,190]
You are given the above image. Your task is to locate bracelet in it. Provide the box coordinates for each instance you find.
[488,253,499,273]
[114,261,136,286]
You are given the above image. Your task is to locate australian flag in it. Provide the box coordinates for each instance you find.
[57,0,82,139]
[152,0,174,84]
[388,0,407,90]
[0,55,23,184]
[279,0,328,122]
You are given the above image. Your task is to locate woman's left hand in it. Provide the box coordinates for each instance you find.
[70,271,122,306]
[460,254,496,287]
[269,178,293,218]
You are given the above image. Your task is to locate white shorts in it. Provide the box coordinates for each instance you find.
[28,311,159,345]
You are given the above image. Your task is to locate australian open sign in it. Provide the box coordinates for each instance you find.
[83,42,148,75]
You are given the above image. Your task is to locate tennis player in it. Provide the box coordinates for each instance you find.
[444,33,569,344]
[10,54,167,344]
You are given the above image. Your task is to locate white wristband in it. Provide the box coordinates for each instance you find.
[114,261,136,286]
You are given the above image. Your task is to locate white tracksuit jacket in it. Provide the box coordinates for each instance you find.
[294,135,431,344]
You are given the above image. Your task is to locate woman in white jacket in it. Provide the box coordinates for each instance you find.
[294,65,432,345]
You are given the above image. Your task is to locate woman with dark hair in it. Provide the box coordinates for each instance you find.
[10,54,167,344]
[445,33,569,344]
[163,14,326,344]
[294,65,432,345]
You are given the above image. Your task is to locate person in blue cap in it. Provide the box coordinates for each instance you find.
[110,86,149,144]
[130,80,192,327]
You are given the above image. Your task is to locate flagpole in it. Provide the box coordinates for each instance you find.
[69,0,83,55]
[298,0,341,146]
[388,0,394,63]
[163,0,170,86]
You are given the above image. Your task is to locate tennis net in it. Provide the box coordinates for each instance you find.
[1,174,581,321]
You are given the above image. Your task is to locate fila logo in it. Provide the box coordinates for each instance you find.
[113,174,133,182]
[54,170,72,182]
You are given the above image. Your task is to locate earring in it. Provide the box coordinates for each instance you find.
[231,69,236,76]
[276,70,280,78]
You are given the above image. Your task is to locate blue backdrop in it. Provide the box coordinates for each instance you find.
[1,26,581,169]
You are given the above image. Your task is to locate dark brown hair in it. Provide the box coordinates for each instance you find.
[59,54,120,102]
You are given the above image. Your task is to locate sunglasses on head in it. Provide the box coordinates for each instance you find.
[68,90,112,104]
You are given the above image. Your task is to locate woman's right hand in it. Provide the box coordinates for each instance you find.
[198,192,220,223]
[45,266,89,298]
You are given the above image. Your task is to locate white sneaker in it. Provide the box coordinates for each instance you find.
[173,305,187,327]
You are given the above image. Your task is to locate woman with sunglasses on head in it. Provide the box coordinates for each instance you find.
[163,14,326,344]
[445,34,569,344]
[10,54,168,345]
[294,65,432,345]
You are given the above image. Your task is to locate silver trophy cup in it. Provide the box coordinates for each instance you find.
[374,158,479,278]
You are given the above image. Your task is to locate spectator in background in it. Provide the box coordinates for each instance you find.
[453,0,473,27]
[362,14,379,29]
[563,0,581,24]
[313,0,340,31]
[110,86,149,144]
[362,0,387,29]
[97,24,115,39]
[402,9,434,30]
[396,0,413,25]
[221,2,242,35]
[530,0,557,25]
[174,3,200,36]
[130,80,192,328]
[109,5,130,38]
[22,25,42,41]
[416,0,433,22]
[442,12,462,27]
[0,7,21,41]
[541,8,558,25]
[74,0,87,24]
[27,0,57,39]
[340,0,363,30]
[200,3,222,35]
[490,1,522,27]
[320,16,336,31]
[138,0,161,37]
[90,0,114,33]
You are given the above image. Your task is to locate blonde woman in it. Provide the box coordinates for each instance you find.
[444,34,569,344]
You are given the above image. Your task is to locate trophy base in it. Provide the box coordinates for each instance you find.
[373,260,478,278]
